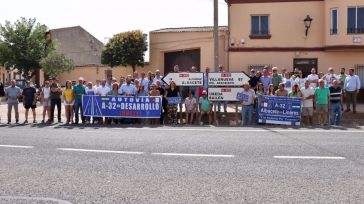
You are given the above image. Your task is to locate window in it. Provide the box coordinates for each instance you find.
[355,64,364,88]
[250,15,270,38]
[331,8,338,35]
[348,7,364,34]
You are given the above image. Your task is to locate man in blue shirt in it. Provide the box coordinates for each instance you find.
[259,68,272,91]
[5,80,21,124]
[344,68,361,113]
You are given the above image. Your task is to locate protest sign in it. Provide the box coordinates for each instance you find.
[82,95,162,118]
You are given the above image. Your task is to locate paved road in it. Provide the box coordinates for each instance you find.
[0,125,364,203]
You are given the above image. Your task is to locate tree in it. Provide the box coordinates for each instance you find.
[0,17,53,79]
[40,51,75,77]
[101,30,148,73]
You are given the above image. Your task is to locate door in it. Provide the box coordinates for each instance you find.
[164,49,201,73]
[293,58,318,78]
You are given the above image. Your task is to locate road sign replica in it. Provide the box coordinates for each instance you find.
[162,72,204,86]
[208,72,250,86]
[208,87,242,101]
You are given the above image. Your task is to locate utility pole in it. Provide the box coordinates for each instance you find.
[213,0,219,126]
[213,0,219,72]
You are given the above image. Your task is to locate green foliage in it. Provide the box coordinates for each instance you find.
[0,17,53,79]
[40,51,74,77]
[101,30,148,72]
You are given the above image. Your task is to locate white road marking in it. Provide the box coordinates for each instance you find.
[57,148,144,155]
[274,156,346,160]
[83,128,364,134]
[0,145,34,149]
[0,196,73,204]
[151,153,235,158]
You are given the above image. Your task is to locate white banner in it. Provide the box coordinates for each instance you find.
[208,87,242,101]
[208,72,250,86]
[162,72,203,86]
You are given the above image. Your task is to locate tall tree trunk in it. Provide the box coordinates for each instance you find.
[132,65,136,74]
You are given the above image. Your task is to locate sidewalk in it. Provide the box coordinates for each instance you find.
[1,96,363,126]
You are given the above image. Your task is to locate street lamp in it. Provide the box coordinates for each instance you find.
[304,15,313,36]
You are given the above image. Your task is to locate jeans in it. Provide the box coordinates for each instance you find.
[242,105,253,126]
[330,102,342,126]
[345,91,357,111]
[7,104,19,122]
[218,101,227,112]
[73,100,84,123]
[50,98,62,121]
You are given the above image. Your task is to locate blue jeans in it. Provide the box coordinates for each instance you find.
[218,101,227,112]
[73,100,84,123]
[242,105,253,126]
[330,102,342,125]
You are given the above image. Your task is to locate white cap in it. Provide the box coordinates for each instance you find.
[78,77,84,81]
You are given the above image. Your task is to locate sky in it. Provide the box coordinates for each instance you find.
[1,0,228,44]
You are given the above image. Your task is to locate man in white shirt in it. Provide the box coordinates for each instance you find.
[153,69,163,84]
[306,68,319,88]
[300,80,315,126]
[41,80,51,123]
[323,67,339,87]
[344,68,361,113]
[97,80,111,96]
[119,77,137,96]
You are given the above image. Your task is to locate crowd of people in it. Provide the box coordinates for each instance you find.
[2,65,362,127]
[243,66,361,126]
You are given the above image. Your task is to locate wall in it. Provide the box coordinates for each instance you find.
[57,65,156,85]
[229,51,364,73]
[229,1,325,48]
[325,0,364,46]
[50,26,104,66]
[148,31,227,73]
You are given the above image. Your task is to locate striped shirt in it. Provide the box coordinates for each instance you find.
[329,86,342,103]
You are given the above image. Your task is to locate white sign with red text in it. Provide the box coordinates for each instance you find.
[208,87,242,101]
[208,72,250,86]
[162,72,204,86]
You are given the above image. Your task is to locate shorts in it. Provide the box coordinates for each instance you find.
[24,104,36,109]
[43,99,51,107]
[186,109,196,114]
[302,107,314,116]
[316,104,328,113]
[64,100,74,106]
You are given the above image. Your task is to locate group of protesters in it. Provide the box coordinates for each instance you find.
[242,66,361,126]
[3,65,362,127]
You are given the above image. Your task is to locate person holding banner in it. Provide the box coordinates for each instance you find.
[85,82,97,124]
[107,83,120,125]
[266,84,275,96]
[275,83,289,97]
[315,79,330,126]
[198,90,213,125]
[185,91,197,125]
[288,84,302,98]
[238,83,255,126]
[96,79,111,124]
[165,81,180,125]
[149,83,161,125]
[63,81,74,125]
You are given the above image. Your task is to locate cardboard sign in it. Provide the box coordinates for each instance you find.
[208,88,242,101]
[208,72,250,86]
[162,72,203,87]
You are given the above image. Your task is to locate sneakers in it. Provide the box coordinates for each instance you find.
[33,120,37,123]
[23,120,28,124]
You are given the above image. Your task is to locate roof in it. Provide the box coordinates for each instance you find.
[150,26,228,33]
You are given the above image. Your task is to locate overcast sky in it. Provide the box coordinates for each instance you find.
[1,0,228,44]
